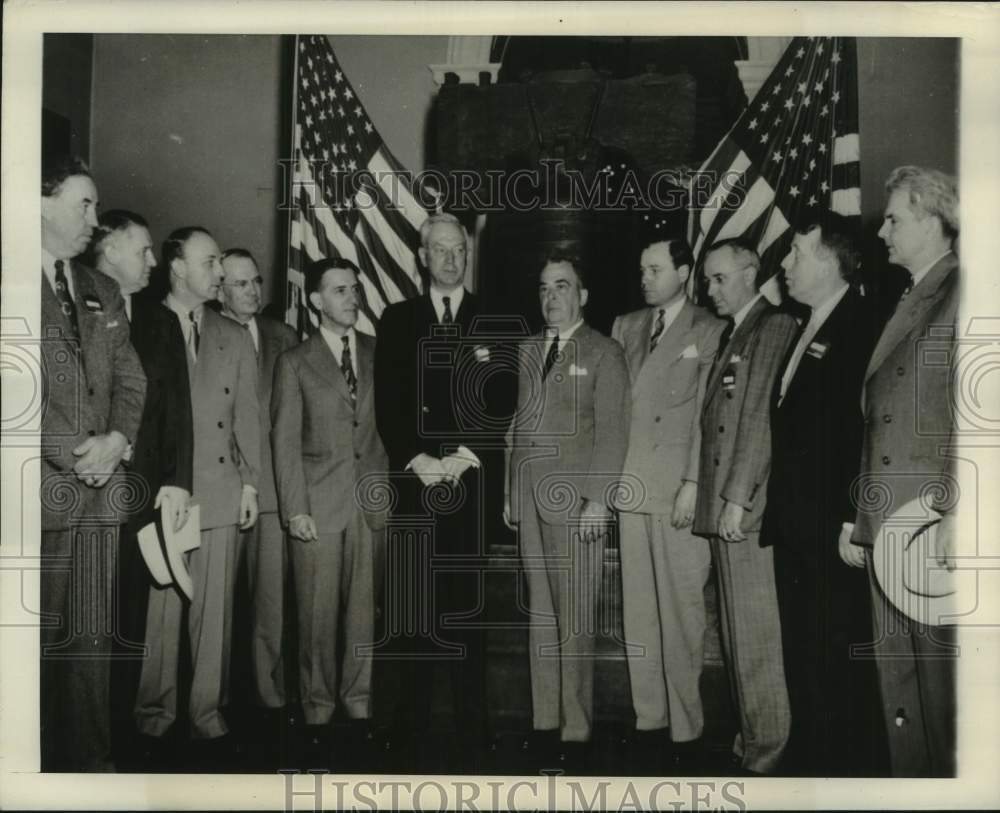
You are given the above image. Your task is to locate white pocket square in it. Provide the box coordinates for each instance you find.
[569,363,588,376]
[105,320,119,328]
[679,344,699,359]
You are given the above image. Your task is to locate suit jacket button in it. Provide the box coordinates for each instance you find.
[714,457,720,466]
[219,456,225,464]
[421,406,430,413]
[896,367,905,376]
[88,387,95,396]
[353,421,359,428]
[654,416,661,423]
[883,414,892,423]
[87,429,96,436]
[718,426,725,433]
[530,441,536,447]
[218,421,224,428]
[225,387,231,394]
[354,453,361,460]
[726,392,733,399]
[881,455,891,465]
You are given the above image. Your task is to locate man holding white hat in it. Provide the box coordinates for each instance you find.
[849,166,960,777]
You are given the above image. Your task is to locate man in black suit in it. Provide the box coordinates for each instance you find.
[92,210,194,762]
[219,248,298,718]
[373,212,517,770]
[762,214,885,776]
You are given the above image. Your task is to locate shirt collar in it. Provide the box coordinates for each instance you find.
[164,292,204,324]
[732,293,763,329]
[909,249,953,290]
[41,248,73,297]
[319,324,355,363]
[547,318,584,347]
[429,286,465,321]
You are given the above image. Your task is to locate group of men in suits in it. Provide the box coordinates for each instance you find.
[39,153,959,778]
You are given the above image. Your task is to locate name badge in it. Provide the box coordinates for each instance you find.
[722,372,736,390]
[806,340,829,359]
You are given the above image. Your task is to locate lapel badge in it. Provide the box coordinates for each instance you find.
[83,295,104,313]
[806,340,829,359]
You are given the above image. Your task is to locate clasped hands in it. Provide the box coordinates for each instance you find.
[410,451,476,488]
[71,430,128,488]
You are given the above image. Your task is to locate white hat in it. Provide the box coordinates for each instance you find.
[137,502,200,600]
[872,497,957,627]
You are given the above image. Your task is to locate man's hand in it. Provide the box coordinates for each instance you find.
[289,514,319,543]
[838,524,866,568]
[934,512,956,572]
[717,500,746,542]
[671,481,698,529]
[72,430,129,488]
[440,454,474,485]
[410,453,447,487]
[154,485,191,533]
[577,499,611,544]
[503,497,517,531]
[239,484,259,530]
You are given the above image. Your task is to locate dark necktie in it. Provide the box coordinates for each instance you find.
[241,320,258,357]
[341,335,357,401]
[53,260,80,341]
[717,320,734,354]
[649,308,666,354]
[189,311,200,357]
[542,330,560,380]
[442,296,454,324]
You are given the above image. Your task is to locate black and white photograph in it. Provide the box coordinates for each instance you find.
[2,1,999,809]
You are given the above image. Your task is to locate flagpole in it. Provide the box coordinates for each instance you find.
[283,34,301,330]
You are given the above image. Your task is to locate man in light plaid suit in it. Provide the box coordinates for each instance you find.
[693,239,798,774]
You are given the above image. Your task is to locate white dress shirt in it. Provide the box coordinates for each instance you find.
[164,293,204,362]
[429,286,465,323]
[319,324,356,377]
[732,293,763,330]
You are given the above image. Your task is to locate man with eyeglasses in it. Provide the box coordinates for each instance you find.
[219,248,298,726]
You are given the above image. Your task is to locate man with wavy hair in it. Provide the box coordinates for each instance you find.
[849,166,960,777]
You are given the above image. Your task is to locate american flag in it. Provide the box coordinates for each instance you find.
[286,35,433,335]
[687,36,860,301]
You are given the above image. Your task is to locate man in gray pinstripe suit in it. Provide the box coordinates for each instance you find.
[693,239,798,774]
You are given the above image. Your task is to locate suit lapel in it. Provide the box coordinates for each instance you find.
[781,290,852,407]
[865,253,958,380]
[355,333,374,406]
[706,297,768,398]
[649,300,694,370]
[629,309,654,376]
[303,332,351,403]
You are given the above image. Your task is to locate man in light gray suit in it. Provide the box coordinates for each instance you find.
[134,227,260,758]
[611,237,724,760]
[693,239,798,775]
[849,166,960,776]
[507,254,630,765]
[271,258,388,751]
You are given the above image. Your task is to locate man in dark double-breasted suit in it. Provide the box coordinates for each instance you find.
[373,213,517,768]
[762,215,886,776]
[693,239,798,775]
[39,157,147,772]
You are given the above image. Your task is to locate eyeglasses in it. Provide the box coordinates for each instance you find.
[429,245,467,260]
[222,277,264,290]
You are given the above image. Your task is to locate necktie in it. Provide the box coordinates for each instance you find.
[649,308,666,354]
[717,321,734,354]
[442,296,454,324]
[53,260,80,341]
[242,320,258,357]
[189,311,200,359]
[542,330,560,380]
[341,335,357,400]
